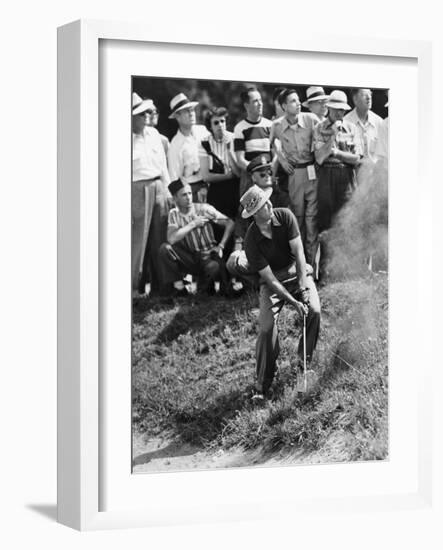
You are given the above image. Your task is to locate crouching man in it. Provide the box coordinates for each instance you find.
[228,185,321,399]
[159,178,235,296]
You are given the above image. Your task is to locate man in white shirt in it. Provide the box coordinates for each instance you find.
[375,99,389,169]
[344,88,384,184]
[167,93,209,203]
[132,93,170,296]
[144,99,169,155]
[270,89,320,266]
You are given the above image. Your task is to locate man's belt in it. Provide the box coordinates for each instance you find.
[322,162,351,169]
[133,175,161,183]
[289,161,314,169]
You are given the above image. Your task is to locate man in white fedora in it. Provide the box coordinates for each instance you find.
[302,86,330,122]
[132,92,171,296]
[344,88,384,184]
[231,185,321,400]
[167,92,209,203]
[313,90,361,277]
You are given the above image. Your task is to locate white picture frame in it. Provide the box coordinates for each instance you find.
[57,19,434,531]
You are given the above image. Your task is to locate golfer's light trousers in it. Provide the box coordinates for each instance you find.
[256,264,321,394]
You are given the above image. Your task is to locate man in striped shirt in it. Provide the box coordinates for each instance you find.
[234,87,273,196]
[159,179,234,296]
[233,87,273,247]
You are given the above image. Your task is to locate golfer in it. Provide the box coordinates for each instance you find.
[233,185,321,399]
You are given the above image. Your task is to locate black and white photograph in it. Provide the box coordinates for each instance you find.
[131,76,389,473]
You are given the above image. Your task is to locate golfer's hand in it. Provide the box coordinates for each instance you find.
[191,216,209,228]
[300,288,310,305]
[293,299,308,317]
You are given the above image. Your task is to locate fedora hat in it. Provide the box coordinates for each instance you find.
[240,185,273,219]
[132,92,155,115]
[302,86,330,108]
[325,90,351,111]
[169,93,199,119]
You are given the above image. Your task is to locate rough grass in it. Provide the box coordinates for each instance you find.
[132,272,388,463]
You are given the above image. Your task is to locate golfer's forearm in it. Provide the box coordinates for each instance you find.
[295,256,308,289]
[268,279,298,306]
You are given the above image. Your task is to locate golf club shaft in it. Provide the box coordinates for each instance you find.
[303,312,307,391]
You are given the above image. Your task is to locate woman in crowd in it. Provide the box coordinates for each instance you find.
[200,107,240,220]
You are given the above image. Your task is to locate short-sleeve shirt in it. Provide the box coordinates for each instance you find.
[167,125,209,184]
[270,113,318,164]
[313,118,362,164]
[233,117,272,161]
[375,117,388,160]
[132,127,170,184]
[244,208,300,273]
[344,108,384,160]
[168,203,224,253]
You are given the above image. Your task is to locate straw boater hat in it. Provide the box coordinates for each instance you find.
[169,93,199,119]
[132,92,155,115]
[325,90,351,111]
[302,86,330,108]
[240,185,273,219]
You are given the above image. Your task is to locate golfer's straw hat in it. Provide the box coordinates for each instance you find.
[132,92,155,115]
[240,185,273,219]
[302,86,330,108]
[325,90,351,111]
[169,93,199,119]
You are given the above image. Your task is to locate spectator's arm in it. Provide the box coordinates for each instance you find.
[167,142,182,181]
[235,150,249,172]
[314,134,335,165]
[213,217,234,249]
[167,217,208,245]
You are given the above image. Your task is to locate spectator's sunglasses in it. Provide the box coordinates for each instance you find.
[256,169,272,177]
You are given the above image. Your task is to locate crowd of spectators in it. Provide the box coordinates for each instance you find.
[132,84,388,298]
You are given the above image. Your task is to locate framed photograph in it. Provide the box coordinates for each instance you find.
[57,19,433,531]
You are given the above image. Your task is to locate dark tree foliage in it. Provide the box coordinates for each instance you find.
[132,75,389,140]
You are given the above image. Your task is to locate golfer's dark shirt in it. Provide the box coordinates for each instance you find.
[244,208,300,273]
